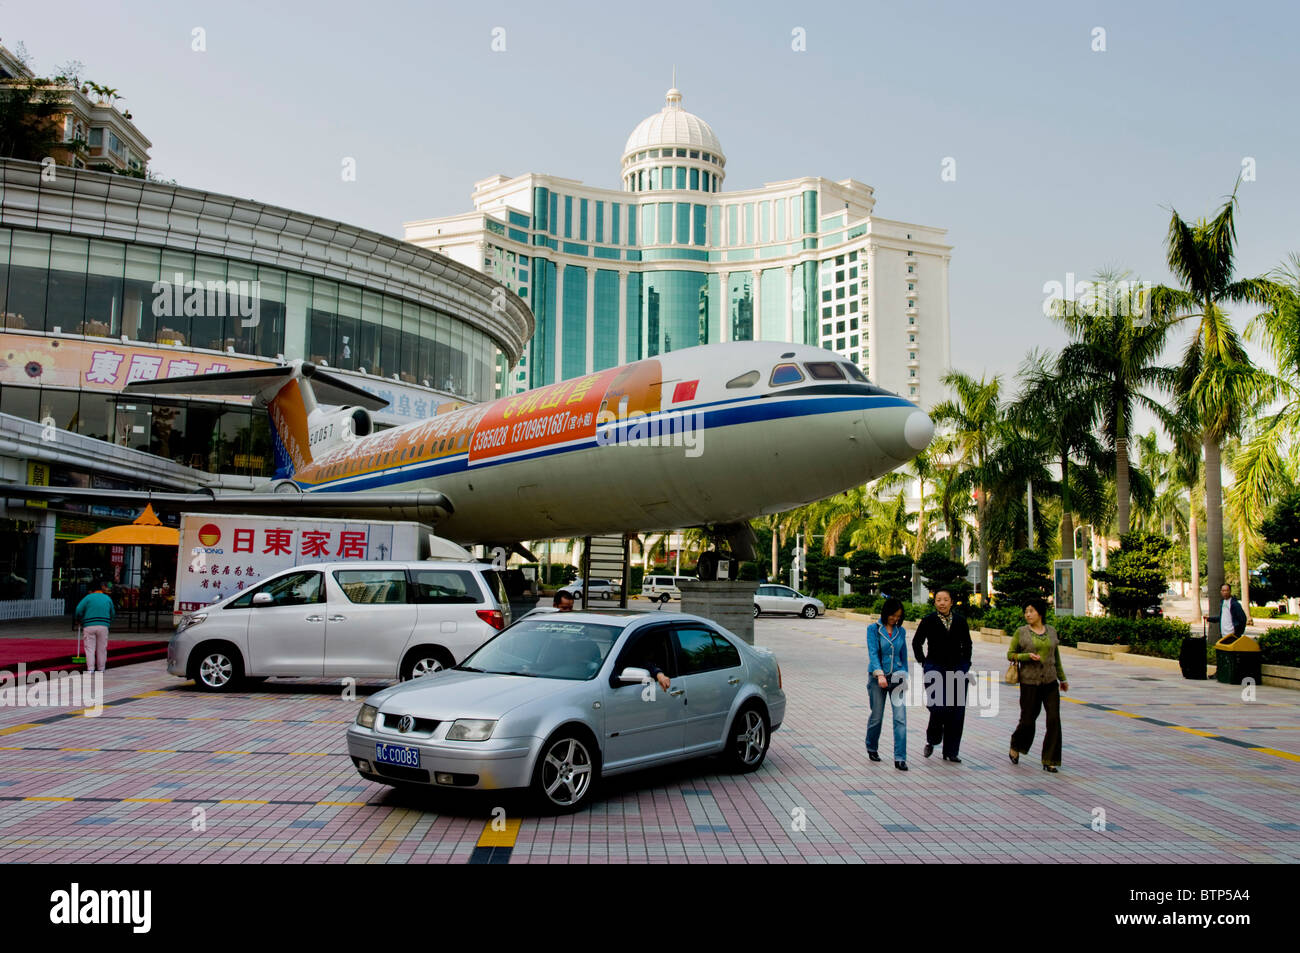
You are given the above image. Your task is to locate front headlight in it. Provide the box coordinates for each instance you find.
[177,612,207,634]
[446,719,497,742]
[356,704,378,729]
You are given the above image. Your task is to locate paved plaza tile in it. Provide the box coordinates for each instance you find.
[0,615,1297,863]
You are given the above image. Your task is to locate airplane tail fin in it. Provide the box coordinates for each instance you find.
[124,360,388,479]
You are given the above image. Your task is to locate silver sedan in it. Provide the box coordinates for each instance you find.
[346,611,786,812]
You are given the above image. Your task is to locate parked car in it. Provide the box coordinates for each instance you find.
[560,578,619,600]
[754,584,825,619]
[347,611,785,812]
[642,575,695,603]
[168,561,511,691]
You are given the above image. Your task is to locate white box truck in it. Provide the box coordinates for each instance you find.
[175,514,434,614]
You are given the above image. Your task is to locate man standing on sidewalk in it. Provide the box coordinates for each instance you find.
[1209,583,1248,644]
[75,579,116,673]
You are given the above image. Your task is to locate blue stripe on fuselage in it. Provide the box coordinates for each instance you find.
[293,392,914,493]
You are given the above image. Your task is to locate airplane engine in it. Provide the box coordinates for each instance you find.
[307,406,373,459]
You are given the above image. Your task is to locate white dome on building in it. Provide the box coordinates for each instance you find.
[622,88,724,160]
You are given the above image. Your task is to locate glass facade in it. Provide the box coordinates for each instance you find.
[561,265,587,380]
[727,272,753,342]
[639,271,715,357]
[0,228,500,403]
[593,269,619,371]
[529,258,556,388]
[760,268,785,340]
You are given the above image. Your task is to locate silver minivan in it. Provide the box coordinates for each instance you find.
[167,561,511,691]
[641,575,695,603]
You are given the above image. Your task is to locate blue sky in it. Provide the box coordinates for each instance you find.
[5,0,1297,401]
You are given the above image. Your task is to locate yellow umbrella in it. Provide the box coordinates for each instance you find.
[69,504,179,547]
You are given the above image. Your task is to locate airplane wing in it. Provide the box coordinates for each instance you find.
[124,362,389,411]
[1,484,453,524]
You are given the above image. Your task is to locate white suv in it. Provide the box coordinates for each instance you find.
[167,561,511,692]
[641,575,695,603]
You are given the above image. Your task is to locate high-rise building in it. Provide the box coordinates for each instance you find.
[405,86,951,403]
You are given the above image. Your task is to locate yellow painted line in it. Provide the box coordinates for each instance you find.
[134,690,169,697]
[58,747,98,752]
[24,796,74,802]
[288,751,332,757]
[1252,747,1300,763]
[1112,710,1142,718]
[123,797,173,803]
[218,799,269,805]
[1171,726,1218,738]
[316,800,366,807]
[0,746,24,750]
[476,817,522,847]
[0,724,42,736]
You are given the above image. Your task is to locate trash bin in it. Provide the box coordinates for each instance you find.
[1179,635,1208,680]
[1214,635,1262,685]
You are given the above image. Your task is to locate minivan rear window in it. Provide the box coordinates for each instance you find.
[410,569,482,604]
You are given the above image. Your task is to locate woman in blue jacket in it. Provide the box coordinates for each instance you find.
[866,598,909,770]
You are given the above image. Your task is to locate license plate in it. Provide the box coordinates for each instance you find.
[375,742,420,768]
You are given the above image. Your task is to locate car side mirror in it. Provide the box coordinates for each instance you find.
[252,592,273,606]
[618,666,650,684]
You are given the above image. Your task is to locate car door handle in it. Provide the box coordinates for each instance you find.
[328,615,347,622]
[728,677,741,685]
[305,615,324,623]
[669,688,685,697]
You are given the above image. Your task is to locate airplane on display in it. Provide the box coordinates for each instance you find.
[2,341,933,562]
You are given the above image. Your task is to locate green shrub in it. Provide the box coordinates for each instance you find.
[978,606,1027,636]
[818,594,843,610]
[1251,605,1277,619]
[737,561,758,582]
[1259,626,1300,667]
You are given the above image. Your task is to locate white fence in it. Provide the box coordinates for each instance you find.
[0,598,66,620]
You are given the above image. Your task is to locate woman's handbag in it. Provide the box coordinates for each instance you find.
[1004,660,1020,685]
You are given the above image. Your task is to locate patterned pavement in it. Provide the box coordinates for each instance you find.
[0,614,1297,863]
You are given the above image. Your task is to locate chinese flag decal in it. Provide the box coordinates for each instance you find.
[672,380,699,403]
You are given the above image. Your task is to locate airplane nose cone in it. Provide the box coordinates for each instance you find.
[870,407,934,462]
[904,410,934,452]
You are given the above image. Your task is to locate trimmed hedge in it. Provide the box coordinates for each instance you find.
[846,597,930,621]
[976,610,1192,649]
[1259,626,1300,667]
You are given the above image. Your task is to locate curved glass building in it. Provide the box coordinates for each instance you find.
[0,158,532,608]
[406,86,951,405]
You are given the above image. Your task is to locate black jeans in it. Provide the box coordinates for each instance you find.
[925,704,966,757]
[1011,681,1062,766]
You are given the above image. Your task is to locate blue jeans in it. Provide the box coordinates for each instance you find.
[866,674,907,760]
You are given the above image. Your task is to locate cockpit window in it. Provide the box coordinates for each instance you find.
[842,362,870,383]
[805,362,846,381]
[770,363,805,386]
[726,370,760,389]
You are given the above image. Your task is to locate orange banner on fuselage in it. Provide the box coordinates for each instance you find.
[468,367,622,463]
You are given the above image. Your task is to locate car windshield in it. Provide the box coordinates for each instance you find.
[459,619,622,680]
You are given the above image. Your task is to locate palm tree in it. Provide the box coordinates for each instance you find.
[815,485,872,556]
[931,372,1002,600]
[1151,186,1283,639]
[931,459,975,563]
[1052,269,1175,535]
[1012,349,1110,559]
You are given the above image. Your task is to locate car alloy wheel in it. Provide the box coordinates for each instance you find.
[802,604,817,619]
[538,735,594,809]
[724,705,770,773]
[410,657,443,678]
[195,650,241,692]
[753,604,760,617]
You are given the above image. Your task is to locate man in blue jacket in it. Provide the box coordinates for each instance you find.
[75,579,116,673]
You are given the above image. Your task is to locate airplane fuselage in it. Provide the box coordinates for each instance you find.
[289,342,933,543]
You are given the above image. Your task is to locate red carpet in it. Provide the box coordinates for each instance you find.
[0,638,168,675]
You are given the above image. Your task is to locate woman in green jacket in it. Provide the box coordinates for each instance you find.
[1007,597,1069,772]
